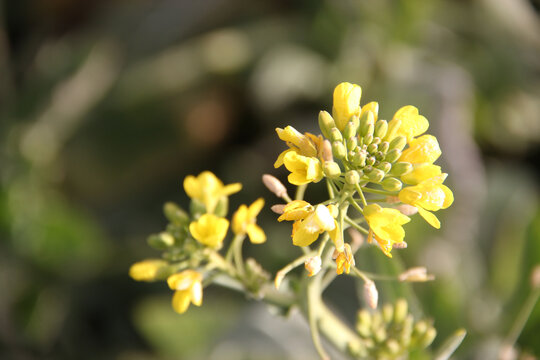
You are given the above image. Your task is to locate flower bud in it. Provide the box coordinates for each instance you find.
[382,303,394,324]
[394,298,408,324]
[332,141,347,159]
[360,111,375,136]
[399,267,435,282]
[367,169,385,183]
[129,259,169,281]
[346,170,361,185]
[270,204,285,214]
[379,141,389,154]
[374,327,387,343]
[400,315,414,345]
[371,136,381,145]
[164,202,190,226]
[330,127,343,142]
[374,120,388,139]
[147,232,175,250]
[356,309,372,337]
[413,320,428,338]
[323,161,342,178]
[363,134,373,146]
[351,150,367,167]
[377,161,392,173]
[214,196,229,217]
[322,139,333,162]
[347,136,358,151]
[381,177,402,192]
[385,148,402,163]
[390,162,413,176]
[392,241,408,249]
[367,143,378,154]
[304,256,322,277]
[420,327,437,348]
[386,339,400,355]
[366,156,376,166]
[318,110,335,139]
[385,118,401,141]
[262,174,288,198]
[344,120,358,139]
[364,280,378,309]
[389,135,407,152]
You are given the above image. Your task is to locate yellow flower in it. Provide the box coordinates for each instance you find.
[398,174,454,229]
[129,259,168,281]
[398,135,441,165]
[401,163,442,185]
[183,171,242,213]
[274,126,323,168]
[389,105,429,143]
[333,82,362,131]
[189,213,229,248]
[279,202,341,249]
[364,204,410,258]
[283,151,323,185]
[167,270,203,314]
[232,198,266,244]
[335,243,355,275]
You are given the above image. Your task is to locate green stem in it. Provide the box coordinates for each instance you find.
[348,196,364,215]
[307,274,330,360]
[326,179,335,199]
[232,234,246,277]
[275,252,316,289]
[354,183,368,206]
[296,184,307,200]
[344,217,369,235]
[351,266,372,283]
[362,187,397,196]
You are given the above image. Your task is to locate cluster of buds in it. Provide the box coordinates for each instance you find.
[354,298,436,359]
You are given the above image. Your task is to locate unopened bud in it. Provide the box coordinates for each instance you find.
[262,174,288,198]
[367,143,378,154]
[346,170,361,185]
[381,177,402,192]
[164,202,190,225]
[364,280,378,309]
[374,120,388,139]
[385,148,402,163]
[421,327,437,348]
[386,339,400,355]
[147,232,175,249]
[379,141,389,154]
[344,121,358,139]
[304,256,322,277]
[363,134,373,146]
[270,204,286,214]
[400,314,414,345]
[351,150,367,167]
[389,135,407,152]
[129,259,169,281]
[390,162,413,176]
[366,156,376,166]
[372,136,381,145]
[367,169,385,183]
[392,241,408,249]
[385,119,402,141]
[330,127,343,142]
[323,161,342,178]
[382,303,394,323]
[318,111,335,139]
[332,141,347,159]
[377,161,392,173]
[399,267,435,282]
[214,196,229,217]
[357,309,372,337]
[394,298,408,323]
[374,327,387,343]
[360,111,375,137]
[413,321,428,338]
[347,136,358,151]
[322,139,333,162]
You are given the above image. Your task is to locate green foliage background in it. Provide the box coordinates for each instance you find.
[1,0,539,359]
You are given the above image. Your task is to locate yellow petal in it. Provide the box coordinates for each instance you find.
[399,188,422,205]
[248,198,265,218]
[232,205,248,234]
[417,207,441,229]
[333,82,362,131]
[172,290,191,314]
[274,149,291,168]
[278,200,312,221]
[329,219,343,252]
[392,105,429,142]
[292,221,320,247]
[129,259,168,282]
[190,281,203,306]
[399,135,441,164]
[441,185,454,209]
[247,224,266,244]
[222,183,242,196]
[183,175,201,199]
[401,164,442,185]
[360,101,379,122]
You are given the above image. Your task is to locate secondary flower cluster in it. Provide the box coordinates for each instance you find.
[273,82,453,262]
[129,171,266,314]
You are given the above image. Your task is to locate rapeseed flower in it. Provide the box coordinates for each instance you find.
[399,135,441,165]
[167,270,203,314]
[232,198,266,244]
[189,213,229,248]
[388,105,429,143]
[364,204,410,257]
[333,82,362,131]
[183,171,241,213]
[398,174,454,229]
[129,259,168,281]
[282,151,323,185]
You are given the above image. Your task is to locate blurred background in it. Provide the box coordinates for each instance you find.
[1,0,540,359]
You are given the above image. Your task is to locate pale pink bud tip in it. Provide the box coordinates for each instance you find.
[399,267,435,282]
[271,204,286,214]
[364,280,378,309]
[262,174,288,198]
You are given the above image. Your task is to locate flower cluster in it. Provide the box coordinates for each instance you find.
[272,82,453,267]
[129,171,266,314]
